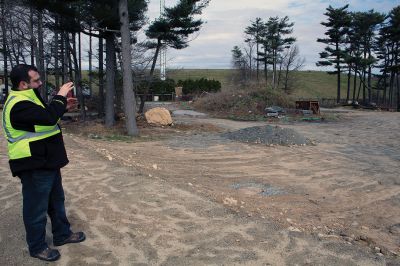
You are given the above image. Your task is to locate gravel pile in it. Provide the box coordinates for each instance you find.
[222,125,311,146]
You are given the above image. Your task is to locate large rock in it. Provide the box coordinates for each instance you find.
[145,107,173,126]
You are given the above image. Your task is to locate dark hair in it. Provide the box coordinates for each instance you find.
[10,64,38,89]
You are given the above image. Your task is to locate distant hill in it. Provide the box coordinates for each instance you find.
[68,69,359,100]
[166,69,357,99]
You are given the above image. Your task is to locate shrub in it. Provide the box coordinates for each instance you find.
[135,78,176,95]
[177,78,221,95]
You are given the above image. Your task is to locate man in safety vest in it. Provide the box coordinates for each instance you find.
[2,64,85,262]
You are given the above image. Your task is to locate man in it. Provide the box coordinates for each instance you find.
[2,64,85,262]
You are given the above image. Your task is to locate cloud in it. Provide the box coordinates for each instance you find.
[77,0,398,70]
[150,0,398,70]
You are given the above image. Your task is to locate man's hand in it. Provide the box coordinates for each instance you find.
[66,97,78,112]
[57,82,74,97]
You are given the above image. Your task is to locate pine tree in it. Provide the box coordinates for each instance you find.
[244,18,264,82]
[140,0,209,113]
[317,5,351,103]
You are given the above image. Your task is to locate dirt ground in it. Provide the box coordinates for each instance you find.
[0,109,399,265]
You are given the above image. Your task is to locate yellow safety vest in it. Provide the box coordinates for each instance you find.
[2,89,61,160]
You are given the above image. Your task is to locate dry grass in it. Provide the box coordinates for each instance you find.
[193,84,295,119]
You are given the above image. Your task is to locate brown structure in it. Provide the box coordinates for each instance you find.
[295,100,320,115]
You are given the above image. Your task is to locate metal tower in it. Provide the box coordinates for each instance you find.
[159,0,166,80]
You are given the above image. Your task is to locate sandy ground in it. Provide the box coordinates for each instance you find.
[0,109,399,265]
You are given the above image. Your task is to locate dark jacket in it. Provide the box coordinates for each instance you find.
[8,89,69,177]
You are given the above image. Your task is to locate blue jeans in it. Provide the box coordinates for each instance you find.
[19,169,72,254]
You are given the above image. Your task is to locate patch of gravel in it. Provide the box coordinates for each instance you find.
[222,125,311,146]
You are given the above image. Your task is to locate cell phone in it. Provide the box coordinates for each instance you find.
[67,90,74,98]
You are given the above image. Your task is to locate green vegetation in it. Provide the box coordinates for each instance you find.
[177,78,221,95]
[167,69,361,99]
[47,69,361,100]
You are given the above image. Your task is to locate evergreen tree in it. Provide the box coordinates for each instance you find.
[140,0,209,113]
[231,45,247,83]
[351,10,385,103]
[244,18,264,82]
[317,5,351,103]
[376,6,400,109]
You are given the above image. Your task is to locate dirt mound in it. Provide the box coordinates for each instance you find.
[222,125,311,146]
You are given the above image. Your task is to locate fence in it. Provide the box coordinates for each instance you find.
[297,97,399,110]
[297,98,347,108]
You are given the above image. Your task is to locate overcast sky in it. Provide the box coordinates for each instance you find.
[142,0,399,70]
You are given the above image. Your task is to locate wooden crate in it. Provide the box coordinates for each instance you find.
[295,100,320,115]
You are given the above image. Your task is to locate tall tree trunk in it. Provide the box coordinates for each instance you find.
[362,50,366,103]
[29,5,35,65]
[37,9,46,100]
[68,39,84,120]
[119,0,139,136]
[150,39,161,77]
[30,10,40,76]
[389,71,394,107]
[105,32,116,127]
[89,28,93,95]
[115,50,123,114]
[356,70,364,101]
[383,50,389,105]
[138,38,161,114]
[396,73,399,111]
[388,44,396,107]
[61,31,67,84]
[336,42,341,103]
[54,18,60,90]
[263,46,268,85]
[1,0,8,98]
[67,33,73,81]
[98,36,104,118]
[248,45,252,81]
[256,42,259,82]
[396,43,399,111]
[368,50,372,103]
[272,49,276,89]
[362,68,366,103]
[284,62,290,92]
[77,32,86,120]
[352,65,357,103]
[346,66,351,102]
[277,56,283,89]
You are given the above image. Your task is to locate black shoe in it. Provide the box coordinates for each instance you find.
[54,232,86,246]
[31,247,61,262]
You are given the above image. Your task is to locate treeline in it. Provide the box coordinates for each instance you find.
[317,5,400,109]
[0,0,210,134]
[231,16,304,93]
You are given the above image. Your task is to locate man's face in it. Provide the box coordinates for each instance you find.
[28,70,42,89]
[20,70,42,90]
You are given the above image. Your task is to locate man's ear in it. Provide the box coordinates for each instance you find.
[20,81,29,89]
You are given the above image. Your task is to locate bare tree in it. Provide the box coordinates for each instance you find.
[1,0,9,98]
[282,45,305,93]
